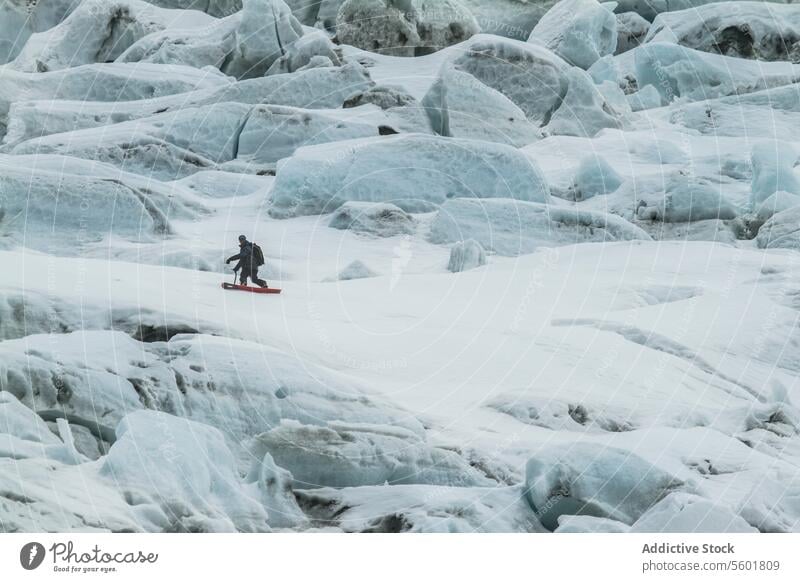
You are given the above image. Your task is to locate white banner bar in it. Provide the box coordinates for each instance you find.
[1,534,798,582]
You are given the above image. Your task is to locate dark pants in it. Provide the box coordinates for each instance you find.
[240,268,267,287]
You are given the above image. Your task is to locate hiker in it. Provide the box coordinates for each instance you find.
[226,235,268,287]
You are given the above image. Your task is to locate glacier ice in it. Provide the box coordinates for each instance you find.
[615,11,649,54]
[0,62,230,141]
[101,410,270,532]
[119,0,306,78]
[296,483,543,532]
[756,191,800,221]
[268,134,551,218]
[626,83,663,111]
[236,105,382,167]
[613,0,795,22]
[529,0,618,69]
[8,0,216,73]
[646,2,800,62]
[756,205,800,249]
[0,0,80,65]
[546,67,623,137]
[0,331,424,452]
[336,0,479,57]
[2,63,372,147]
[245,451,308,528]
[266,29,341,75]
[429,198,650,256]
[571,153,623,200]
[447,239,486,273]
[461,0,556,41]
[328,201,416,237]
[525,442,683,529]
[0,154,198,249]
[422,64,542,146]
[449,34,571,126]
[750,140,800,207]
[633,42,800,103]
[250,419,493,488]
[613,171,741,223]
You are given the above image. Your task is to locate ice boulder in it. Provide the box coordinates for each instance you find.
[631,493,757,533]
[296,484,543,532]
[101,411,269,532]
[268,134,551,218]
[0,391,63,453]
[289,0,347,29]
[632,172,740,223]
[12,103,384,178]
[422,64,542,146]
[633,43,800,104]
[250,420,494,488]
[0,0,80,65]
[461,0,557,40]
[336,0,479,57]
[119,0,307,78]
[0,155,192,250]
[615,11,649,54]
[2,64,372,146]
[756,205,800,249]
[0,62,231,140]
[546,67,623,137]
[750,141,800,207]
[245,451,308,528]
[116,13,241,69]
[447,239,487,273]
[236,105,382,167]
[220,0,304,78]
[529,0,618,69]
[613,0,794,22]
[626,84,663,111]
[266,29,341,75]
[328,202,416,237]
[645,2,800,62]
[570,154,623,200]
[429,198,651,256]
[756,191,800,221]
[343,84,433,134]
[8,0,215,72]
[329,260,379,281]
[448,35,571,126]
[525,442,683,529]
[11,103,252,180]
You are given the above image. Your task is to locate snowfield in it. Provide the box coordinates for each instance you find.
[1,0,800,534]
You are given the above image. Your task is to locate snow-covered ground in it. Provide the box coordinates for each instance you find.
[1,0,800,533]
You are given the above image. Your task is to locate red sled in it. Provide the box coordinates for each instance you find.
[222,283,282,294]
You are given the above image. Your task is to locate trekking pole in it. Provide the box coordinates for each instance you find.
[232,268,238,286]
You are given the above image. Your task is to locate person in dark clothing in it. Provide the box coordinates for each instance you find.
[226,235,267,287]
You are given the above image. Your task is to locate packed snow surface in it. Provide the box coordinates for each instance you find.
[2,0,800,534]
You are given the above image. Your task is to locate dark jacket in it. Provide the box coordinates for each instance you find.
[228,242,256,272]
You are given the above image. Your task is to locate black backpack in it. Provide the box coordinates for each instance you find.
[252,243,265,267]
